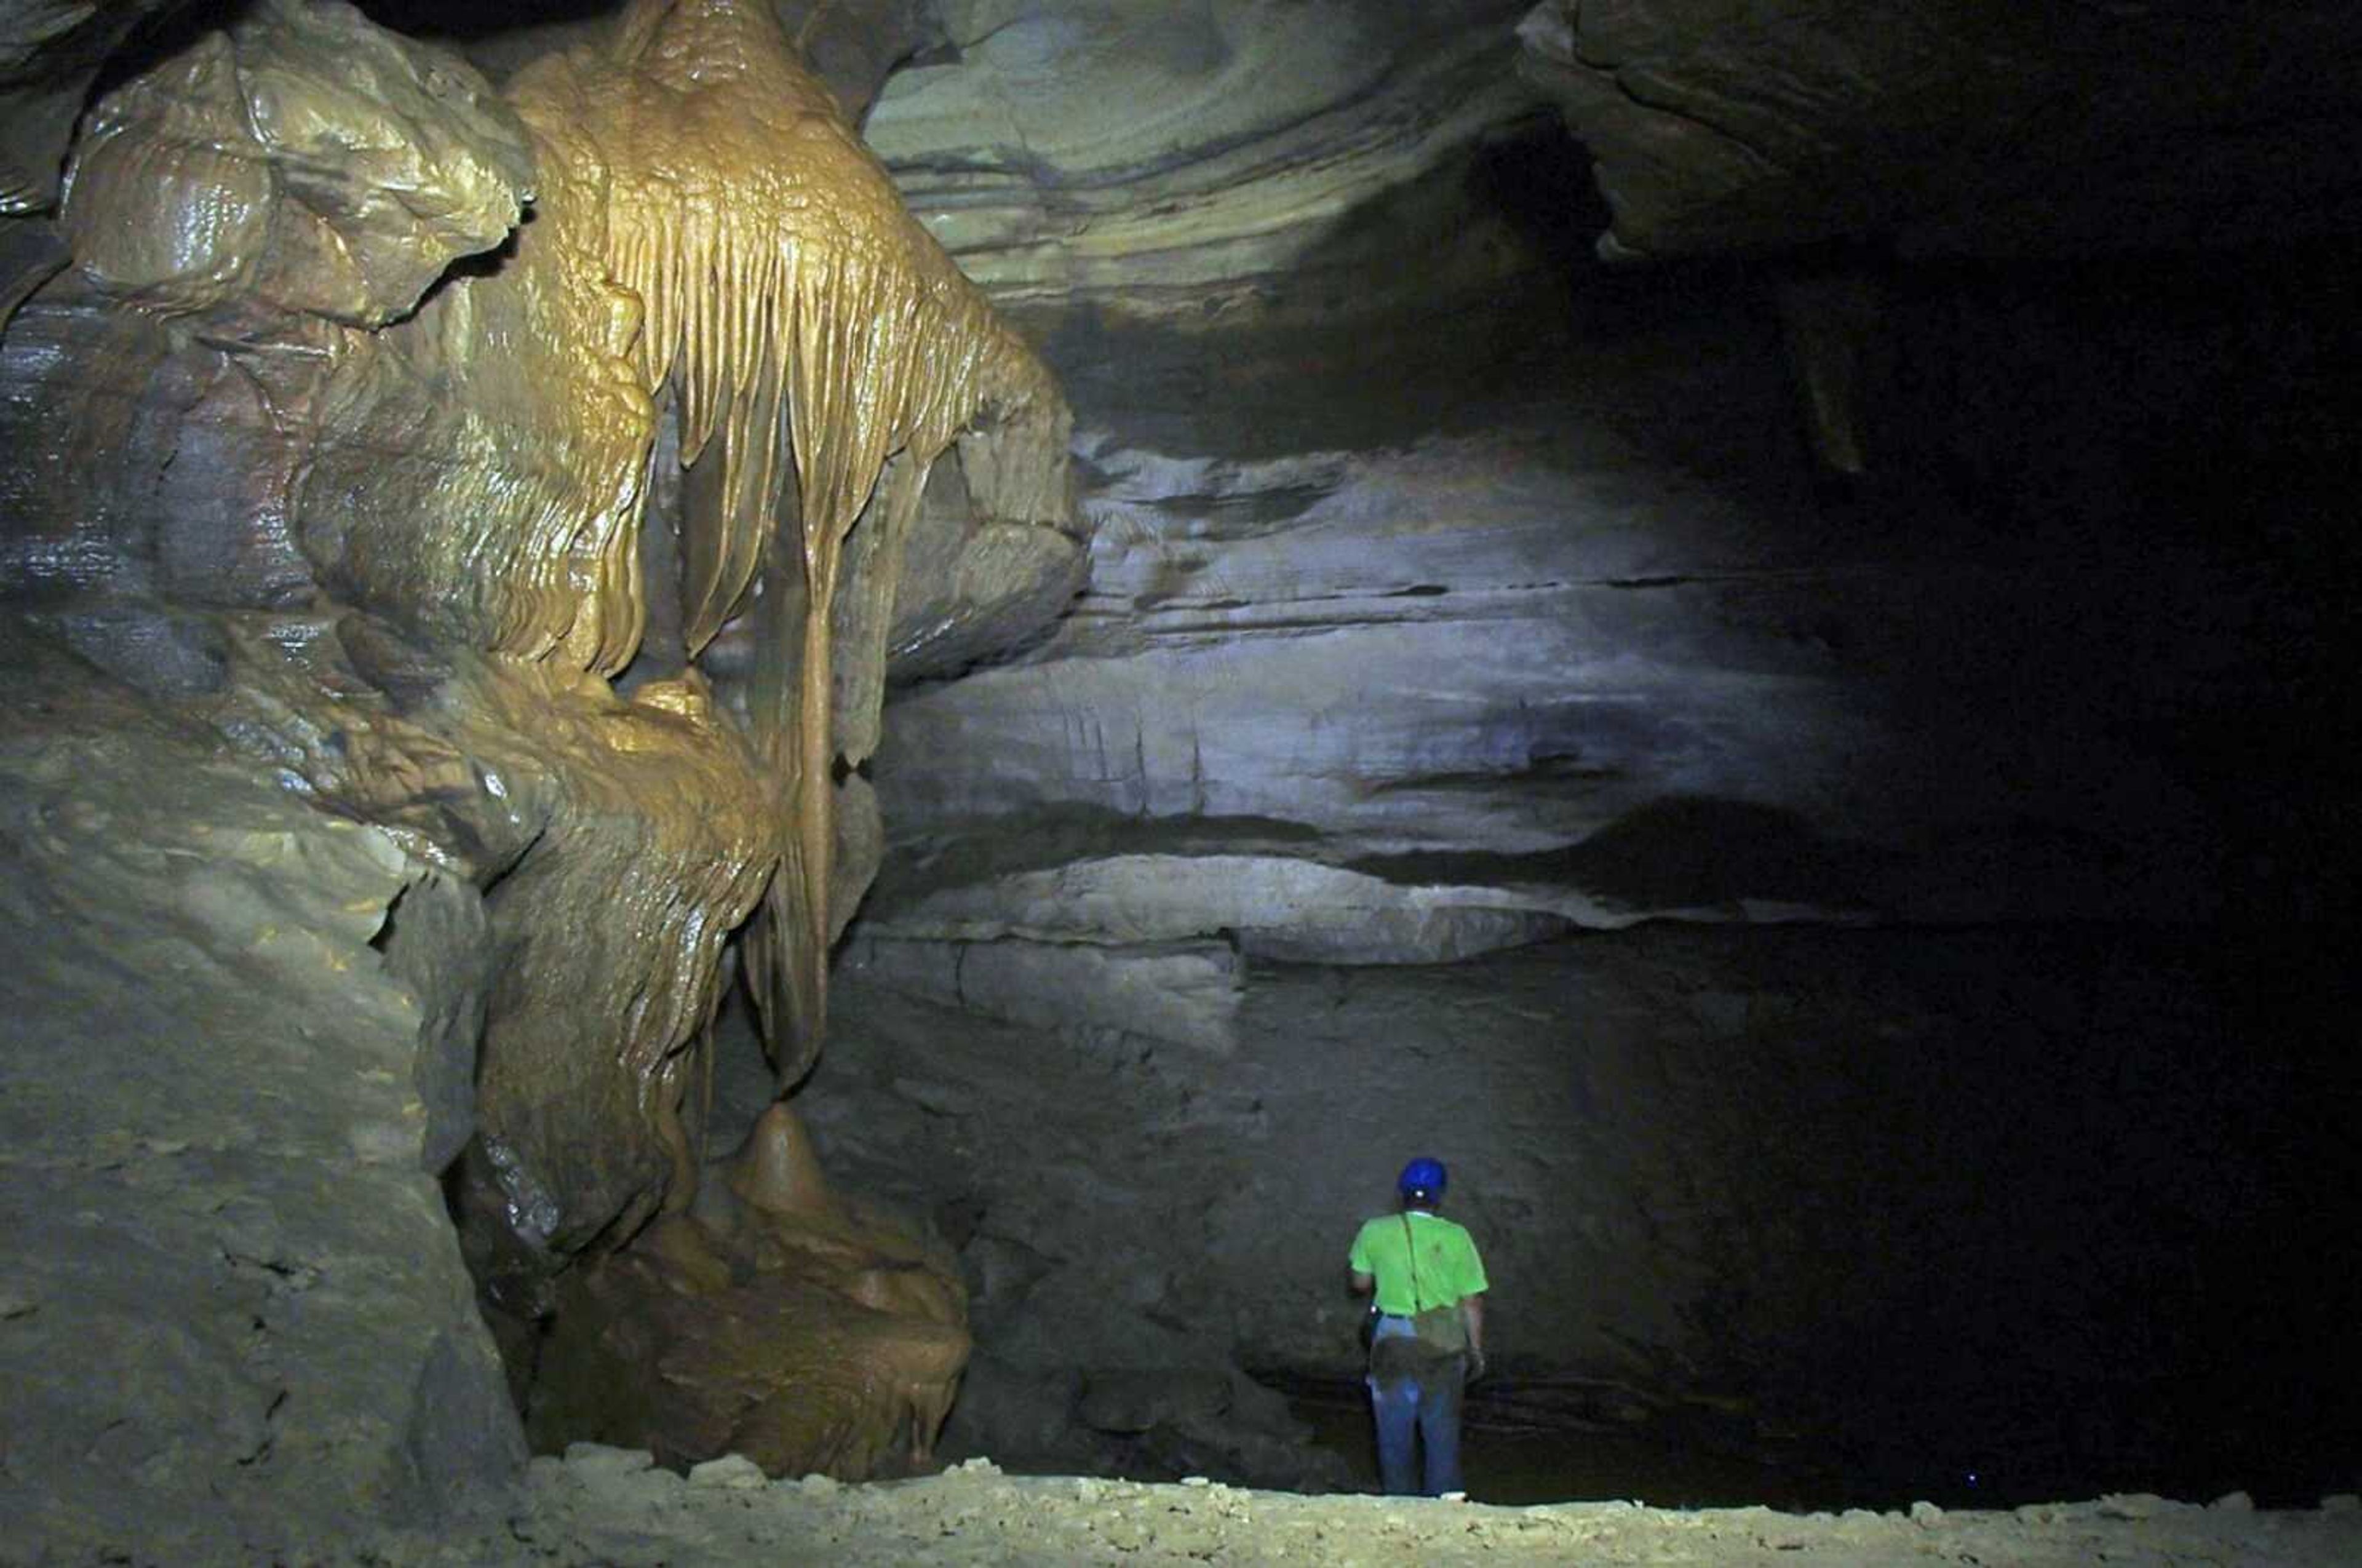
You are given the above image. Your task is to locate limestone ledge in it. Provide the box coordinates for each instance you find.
[846,845,1864,1059]
[843,929,1247,1054]
[867,0,1543,311]
[875,418,2228,951]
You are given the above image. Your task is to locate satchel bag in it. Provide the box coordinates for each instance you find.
[1404,1215,1470,1353]
[1367,1215,1469,1376]
[1408,1301,1470,1355]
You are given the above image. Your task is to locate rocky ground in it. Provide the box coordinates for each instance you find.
[303,1449,2362,1567]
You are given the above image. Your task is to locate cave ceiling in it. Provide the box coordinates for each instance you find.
[1517,1,2362,260]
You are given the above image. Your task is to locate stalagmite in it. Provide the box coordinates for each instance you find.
[529,1100,972,1479]
[423,0,1068,1473]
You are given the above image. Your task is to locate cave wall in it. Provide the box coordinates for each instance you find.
[0,628,525,1553]
[798,919,2355,1502]
[844,1,2352,1036]
[1513,1,2362,261]
[803,0,2361,1499]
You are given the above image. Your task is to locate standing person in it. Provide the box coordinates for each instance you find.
[1348,1156,1489,1498]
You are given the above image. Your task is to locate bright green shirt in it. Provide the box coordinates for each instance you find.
[1348,1211,1489,1317]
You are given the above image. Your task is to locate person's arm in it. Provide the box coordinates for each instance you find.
[1350,1269,1374,1295]
[1460,1291,1485,1355]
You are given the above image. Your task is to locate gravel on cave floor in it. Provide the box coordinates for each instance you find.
[346,1448,2362,1567]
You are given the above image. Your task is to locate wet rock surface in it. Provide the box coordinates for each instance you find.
[0,631,522,1561]
[0,0,199,213]
[526,1105,971,1482]
[2,0,1084,1548]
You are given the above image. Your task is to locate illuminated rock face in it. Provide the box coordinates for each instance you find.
[528,0,1073,1089]
[2,0,1073,1546]
[0,627,528,1554]
[61,0,533,325]
[843,0,2354,1030]
[862,0,1542,311]
[529,1105,971,1478]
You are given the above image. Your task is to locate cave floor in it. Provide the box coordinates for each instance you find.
[355,1449,2360,1567]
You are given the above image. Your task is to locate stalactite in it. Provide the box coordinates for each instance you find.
[528,0,1073,1085]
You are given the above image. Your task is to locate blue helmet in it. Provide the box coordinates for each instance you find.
[1398,1156,1447,1203]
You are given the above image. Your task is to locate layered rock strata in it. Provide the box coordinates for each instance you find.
[864,0,1546,312]
[848,0,2339,1051]
[854,344,2253,1044]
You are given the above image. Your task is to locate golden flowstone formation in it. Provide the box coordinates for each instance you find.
[493,0,1069,1471]
[532,1103,972,1478]
[548,0,1070,1085]
[50,0,1072,1478]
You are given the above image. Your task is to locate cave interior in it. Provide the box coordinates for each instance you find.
[2,0,2358,1556]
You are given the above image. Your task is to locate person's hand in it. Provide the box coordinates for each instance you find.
[1466,1349,1487,1383]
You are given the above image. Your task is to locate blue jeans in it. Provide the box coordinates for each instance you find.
[1366,1318,1467,1495]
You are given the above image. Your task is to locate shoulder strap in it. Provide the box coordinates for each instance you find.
[1399,1214,1423,1313]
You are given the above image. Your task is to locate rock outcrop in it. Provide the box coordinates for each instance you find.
[0,626,524,1558]
[864,0,1544,312]
[3,0,1080,1550]
[528,1104,971,1480]
[1514,1,2362,261]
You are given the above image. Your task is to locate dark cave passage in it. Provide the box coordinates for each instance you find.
[773,918,2362,1512]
